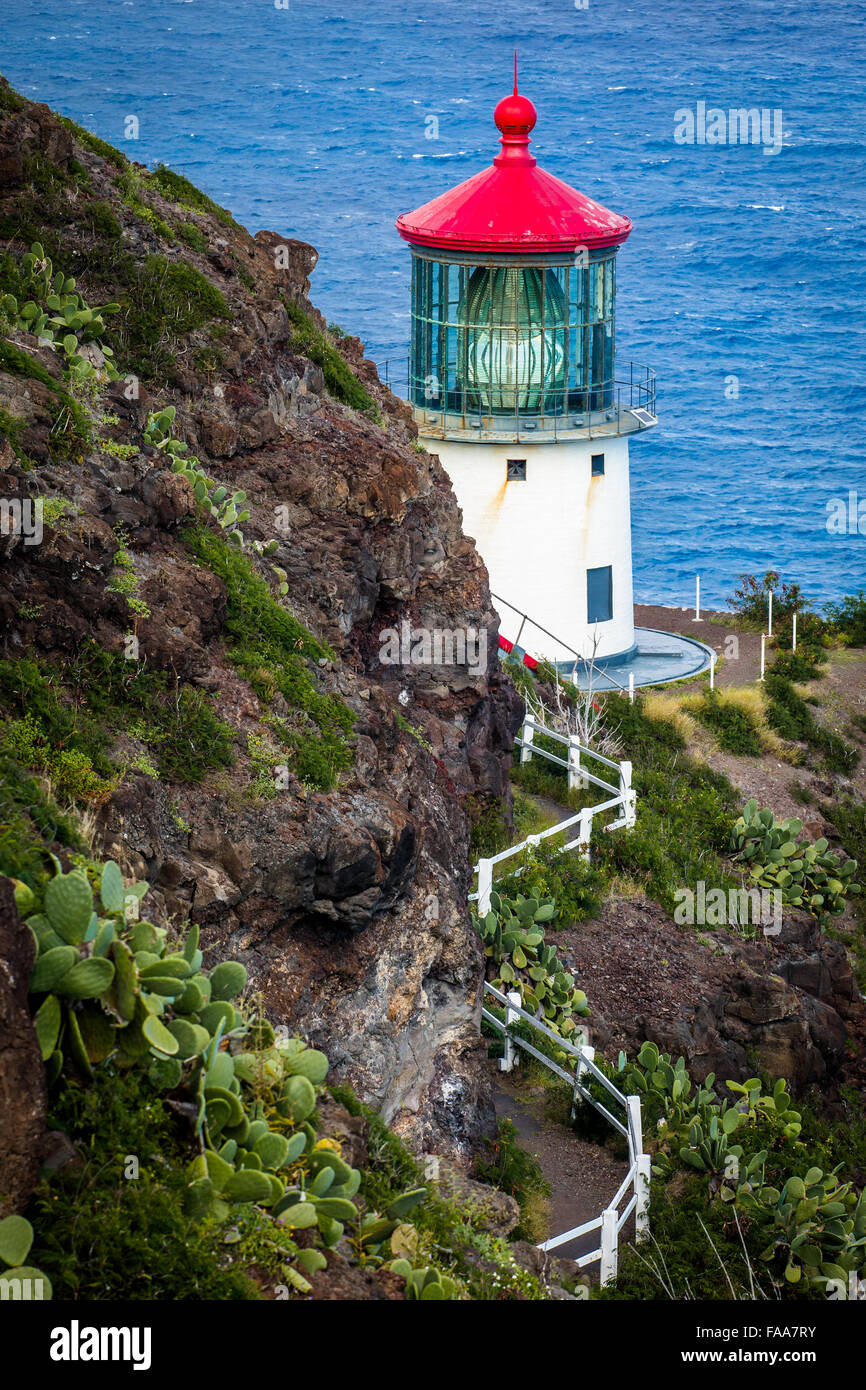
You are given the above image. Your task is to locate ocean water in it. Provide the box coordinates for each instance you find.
[3,0,865,608]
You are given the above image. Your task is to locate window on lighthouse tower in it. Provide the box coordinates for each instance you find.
[587,565,613,624]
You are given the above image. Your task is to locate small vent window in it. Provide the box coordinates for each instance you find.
[587,565,613,623]
[591,453,605,476]
[506,459,527,481]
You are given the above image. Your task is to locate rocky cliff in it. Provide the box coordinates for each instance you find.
[0,79,522,1162]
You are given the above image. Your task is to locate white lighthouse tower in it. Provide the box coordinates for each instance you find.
[396,75,658,672]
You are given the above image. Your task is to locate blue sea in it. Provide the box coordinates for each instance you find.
[3,0,865,608]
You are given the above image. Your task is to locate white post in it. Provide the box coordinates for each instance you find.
[768,588,773,638]
[626,1094,644,1157]
[500,989,522,1073]
[477,858,493,916]
[567,734,585,792]
[577,808,592,861]
[759,634,766,681]
[628,671,635,704]
[636,1154,652,1242]
[693,574,701,622]
[619,760,636,828]
[792,609,797,653]
[519,717,535,765]
[709,656,715,692]
[571,1043,595,1119]
[600,1207,618,1284]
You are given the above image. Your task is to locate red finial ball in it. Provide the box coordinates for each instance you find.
[494,90,537,139]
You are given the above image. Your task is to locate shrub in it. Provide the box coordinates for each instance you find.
[588,696,739,917]
[110,254,230,379]
[284,299,374,413]
[17,858,434,1300]
[474,1118,550,1243]
[606,1043,866,1296]
[185,527,354,791]
[149,163,235,226]
[497,839,604,926]
[475,887,589,1044]
[691,692,763,756]
[727,571,807,626]
[730,798,860,923]
[825,591,866,647]
[765,672,859,775]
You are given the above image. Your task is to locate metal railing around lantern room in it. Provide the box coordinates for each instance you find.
[375,354,656,444]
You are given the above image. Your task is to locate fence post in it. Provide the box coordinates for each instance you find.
[570,1043,595,1120]
[768,588,773,638]
[600,1207,618,1284]
[693,573,701,622]
[477,858,493,916]
[759,634,766,681]
[626,1094,643,1158]
[577,808,592,861]
[628,671,635,704]
[500,989,522,1073]
[636,1153,652,1242]
[520,717,535,765]
[792,609,797,653]
[567,734,585,792]
[619,760,636,828]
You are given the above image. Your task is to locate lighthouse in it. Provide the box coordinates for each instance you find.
[396,72,658,672]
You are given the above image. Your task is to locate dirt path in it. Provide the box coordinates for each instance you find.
[493,1068,631,1273]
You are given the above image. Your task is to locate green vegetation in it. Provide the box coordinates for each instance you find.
[113,168,174,241]
[597,1043,866,1299]
[55,115,128,170]
[0,241,121,384]
[730,798,859,924]
[175,220,208,253]
[691,690,763,755]
[112,254,230,380]
[149,163,235,226]
[824,799,866,989]
[145,405,248,546]
[727,571,807,628]
[106,532,150,617]
[331,1085,545,1299]
[475,888,589,1045]
[0,648,235,878]
[185,527,354,791]
[11,858,455,1300]
[825,591,866,646]
[497,837,604,926]
[765,670,859,774]
[474,1117,550,1243]
[284,299,374,413]
[588,696,740,917]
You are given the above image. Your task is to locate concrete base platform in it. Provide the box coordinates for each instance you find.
[506,626,716,692]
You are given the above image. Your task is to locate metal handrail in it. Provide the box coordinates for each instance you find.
[493,593,633,698]
[482,980,650,1274]
[376,355,656,442]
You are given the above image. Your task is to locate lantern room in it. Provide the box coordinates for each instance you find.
[397,79,655,442]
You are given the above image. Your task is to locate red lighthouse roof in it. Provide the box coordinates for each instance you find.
[396,72,632,256]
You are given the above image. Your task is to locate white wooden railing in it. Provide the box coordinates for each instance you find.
[472,719,646,1282]
[482,981,651,1282]
[469,716,636,915]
